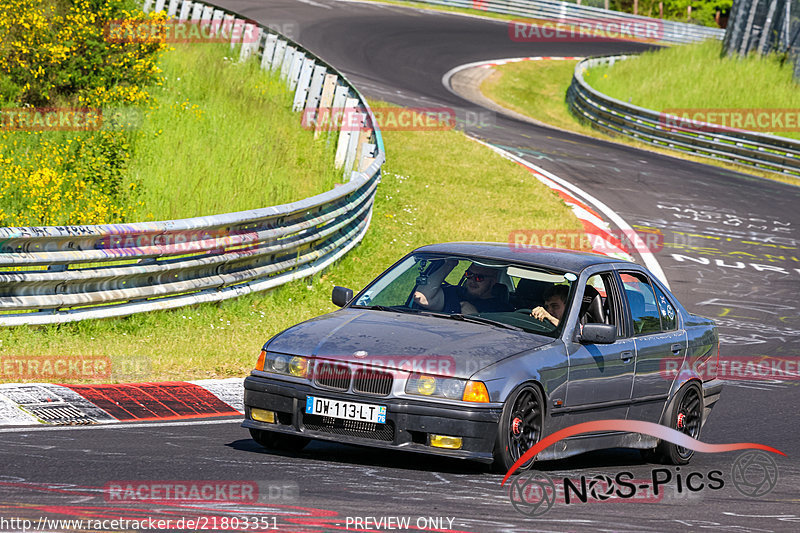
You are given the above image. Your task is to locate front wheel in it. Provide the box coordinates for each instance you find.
[493,385,544,474]
[653,383,703,465]
[249,428,310,452]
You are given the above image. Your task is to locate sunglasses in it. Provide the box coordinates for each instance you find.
[463,271,491,282]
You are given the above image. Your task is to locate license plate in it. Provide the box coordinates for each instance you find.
[305,396,387,424]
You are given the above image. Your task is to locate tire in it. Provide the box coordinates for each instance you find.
[492,384,545,474]
[249,428,310,452]
[653,383,703,465]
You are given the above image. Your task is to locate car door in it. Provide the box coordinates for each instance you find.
[618,271,687,423]
[562,270,635,422]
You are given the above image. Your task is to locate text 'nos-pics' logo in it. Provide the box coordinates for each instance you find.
[502,420,784,517]
[509,452,780,517]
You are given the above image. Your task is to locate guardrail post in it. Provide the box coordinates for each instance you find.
[359,143,377,173]
[314,73,339,138]
[167,0,180,16]
[293,58,316,111]
[343,108,365,177]
[288,51,305,91]
[229,17,244,49]
[305,64,327,112]
[261,33,278,69]
[191,2,203,21]
[201,6,213,26]
[280,46,296,81]
[211,11,226,37]
[271,39,287,72]
[239,24,260,62]
[178,0,192,21]
[334,97,358,169]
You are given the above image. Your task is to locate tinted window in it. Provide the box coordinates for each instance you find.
[653,284,677,331]
[619,272,661,335]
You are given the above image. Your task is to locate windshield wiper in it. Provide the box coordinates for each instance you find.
[353,305,420,313]
[428,312,523,331]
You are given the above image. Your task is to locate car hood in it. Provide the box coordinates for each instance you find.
[266,309,554,378]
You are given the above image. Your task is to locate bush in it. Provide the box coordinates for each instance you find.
[0,0,167,106]
[0,0,165,226]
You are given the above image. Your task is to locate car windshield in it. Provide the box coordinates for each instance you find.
[351,253,576,337]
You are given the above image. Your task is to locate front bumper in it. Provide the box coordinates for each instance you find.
[242,375,502,463]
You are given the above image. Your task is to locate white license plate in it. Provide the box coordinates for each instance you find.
[305,395,387,424]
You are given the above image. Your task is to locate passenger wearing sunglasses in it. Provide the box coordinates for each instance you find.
[413,260,512,314]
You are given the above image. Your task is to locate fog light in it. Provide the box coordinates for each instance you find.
[417,375,436,395]
[289,356,308,377]
[251,408,276,423]
[430,435,462,450]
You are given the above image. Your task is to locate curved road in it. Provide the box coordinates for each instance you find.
[2,1,799,531]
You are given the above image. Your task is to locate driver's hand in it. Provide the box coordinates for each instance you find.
[412,290,429,307]
[531,306,558,326]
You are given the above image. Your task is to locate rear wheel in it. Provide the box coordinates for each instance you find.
[493,385,544,474]
[653,383,703,465]
[249,428,310,452]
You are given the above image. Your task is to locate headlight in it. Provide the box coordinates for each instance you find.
[263,352,309,378]
[272,355,289,372]
[406,374,468,400]
[439,378,464,399]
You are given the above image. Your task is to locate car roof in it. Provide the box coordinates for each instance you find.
[413,242,631,273]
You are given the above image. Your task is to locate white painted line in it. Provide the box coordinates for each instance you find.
[474,138,671,289]
[0,417,242,433]
[296,0,332,8]
[441,56,584,98]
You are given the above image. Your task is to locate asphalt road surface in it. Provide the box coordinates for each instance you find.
[3,1,798,531]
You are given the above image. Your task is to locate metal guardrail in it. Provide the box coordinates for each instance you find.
[405,0,724,44]
[567,55,800,178]
[0,0,385,326]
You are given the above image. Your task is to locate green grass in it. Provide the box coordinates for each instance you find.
[480,59,596,136]
[128,43,340,220]
[588,40,800,141]
[0,43,340,227]
[0,107,583,383]
[479,51,800,186]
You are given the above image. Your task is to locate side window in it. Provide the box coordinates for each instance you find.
[619,272,662,335]
[653,284,677,331]
[584,273,618,331]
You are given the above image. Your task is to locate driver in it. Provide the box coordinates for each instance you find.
[413,260,512,314]
[531,284,568,327]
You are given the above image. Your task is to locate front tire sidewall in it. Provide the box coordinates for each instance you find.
[493,384,545,474]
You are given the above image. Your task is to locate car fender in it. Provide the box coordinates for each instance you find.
[472,340,566,407]
[657,378,703,428]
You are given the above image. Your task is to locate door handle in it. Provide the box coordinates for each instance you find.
[620,350,633,362]
[671,344,683,355]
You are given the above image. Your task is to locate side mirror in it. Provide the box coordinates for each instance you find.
[332,286,354,307]
[578,323,616,344]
